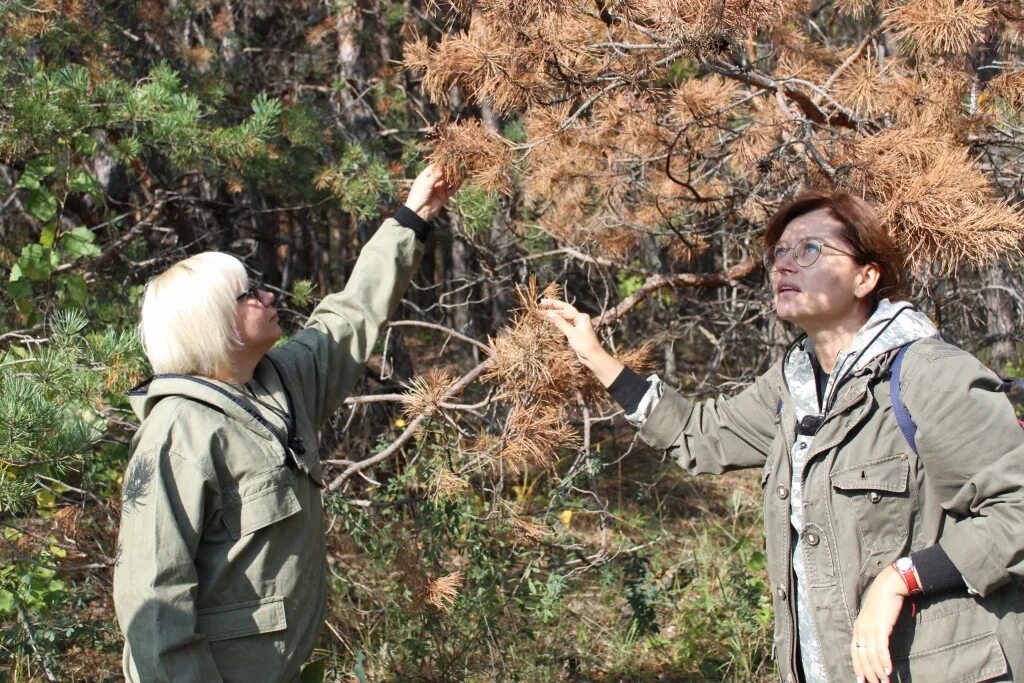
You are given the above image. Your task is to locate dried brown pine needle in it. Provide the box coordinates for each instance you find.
[427,118,514,194]
[671,75,740,125]
[499,401,581,473]
[402,369,457,420]
[305,16,335,46]
[424,571,464,613]
[984,71,1024,118]
[838,127,1024,270]
[884,0,993,58]
[430,470,469,501]
[834,53,894,117]
[53,505,82,541]
[510,515,551,545]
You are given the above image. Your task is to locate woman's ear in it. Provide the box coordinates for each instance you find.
[854,262,882,300]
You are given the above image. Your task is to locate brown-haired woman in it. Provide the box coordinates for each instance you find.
[543,192,1024,683]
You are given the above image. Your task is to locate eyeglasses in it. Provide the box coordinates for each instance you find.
[763,237,857,269]
[236,280,263,302]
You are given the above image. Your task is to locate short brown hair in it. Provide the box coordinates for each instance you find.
[763,191,907,302]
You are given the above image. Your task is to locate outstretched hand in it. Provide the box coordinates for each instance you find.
[405,164,461,222]
[540,298,623,387]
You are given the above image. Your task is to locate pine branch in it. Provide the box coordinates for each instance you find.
[593,257,760,327]
[326,359,493,491]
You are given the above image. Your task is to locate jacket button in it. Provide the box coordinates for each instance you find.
[776,485,789,500]
[868,491,882,504]
[805,532,819,546]
[798,442,808,450]
[776,585,788,600]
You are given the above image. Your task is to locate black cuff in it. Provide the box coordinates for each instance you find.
[394,206,432,242]
[606,366,650,414]
[910,545,967,595]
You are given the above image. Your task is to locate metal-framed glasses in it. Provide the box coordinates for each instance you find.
[763,237,857,269]
[236,280,263,302]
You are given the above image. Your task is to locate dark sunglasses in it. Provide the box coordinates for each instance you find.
[236,280,263,302]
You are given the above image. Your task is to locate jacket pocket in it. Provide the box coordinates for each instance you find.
[830,454,911,553]
[891,631,1007,683]
[221,468,302,539]
[197,596,288,642]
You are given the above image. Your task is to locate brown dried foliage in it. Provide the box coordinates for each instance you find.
[984,70,1024,116]
[509,514,551,546]
[671,75,740,125]
[838,127,1024,269]
[427,118,514,194]
[499,401,580,473]
[406,0,1022,273]
[430,469,470,501]
[402,369,457,421]
[884,0,993,58]
[424,571,464,613]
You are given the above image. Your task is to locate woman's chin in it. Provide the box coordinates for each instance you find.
[774,302,800,323]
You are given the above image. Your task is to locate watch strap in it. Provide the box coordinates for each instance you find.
[894,557,924,596]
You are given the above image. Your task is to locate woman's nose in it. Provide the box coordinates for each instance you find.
[261,289,275,306]
[773,250,799,273]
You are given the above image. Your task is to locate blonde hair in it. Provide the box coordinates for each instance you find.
[139,252,248,376]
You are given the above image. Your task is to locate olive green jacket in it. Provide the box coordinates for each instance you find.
[113,219,423,682]
[638,337,1024,683]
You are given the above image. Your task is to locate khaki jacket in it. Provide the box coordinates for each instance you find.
[113,219,423,682]
[639,337,1024,683]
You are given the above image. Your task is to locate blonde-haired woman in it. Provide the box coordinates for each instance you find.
[113,165,458,683]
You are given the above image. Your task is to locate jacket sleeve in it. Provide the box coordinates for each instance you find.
[638,366,782,475]
[271,218,424,429]
[902,346,1024,597]
[113,443,223,682]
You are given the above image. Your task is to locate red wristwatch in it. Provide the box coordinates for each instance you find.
[893,556,924,596]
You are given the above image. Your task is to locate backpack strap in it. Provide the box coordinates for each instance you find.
[889,342,919,456]
[891,345,1024,452]
[1000,379,1024,428]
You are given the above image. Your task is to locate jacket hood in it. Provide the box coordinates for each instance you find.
[128,373,279,445]
[785,299,938,420]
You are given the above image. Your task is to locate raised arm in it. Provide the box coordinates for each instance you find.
[271,165,458,428]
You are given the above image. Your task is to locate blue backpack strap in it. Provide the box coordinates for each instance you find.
[998,378,1024,427]
[890,343,919,456]
[1000,378,1024,393]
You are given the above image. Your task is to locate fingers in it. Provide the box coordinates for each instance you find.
[852,629,893,683]
[544,309,575,336]
[539,298,578,315]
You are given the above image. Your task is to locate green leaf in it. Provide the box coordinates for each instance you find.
[16,158,55,190]
[0,589,14,614]
[58,273,89,306]
[16,173,40,191]
[70,170,102,199]
[40,223,58,249]
[26,187,59,222]
[16,244,58,281]
[60,227,101,258]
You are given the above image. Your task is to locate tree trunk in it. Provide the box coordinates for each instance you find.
[984,261,1018,370]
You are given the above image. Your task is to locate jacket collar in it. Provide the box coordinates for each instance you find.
[128,368,282,446]
[783,299,938,421]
